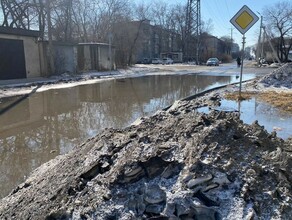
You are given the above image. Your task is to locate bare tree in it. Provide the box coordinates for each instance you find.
[32,0,46,39]
[149,1,169,28]
[71,0,95,42]
[220,36,232,55]
[0,0,37,29]
[49,0,74,41]
[46,0,55,73]
[133,2,151,20]
[263,1,292,62]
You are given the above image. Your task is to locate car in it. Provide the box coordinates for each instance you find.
[151,58,163,64]
[141,58,151,64]
[206,58,220,66]
[162,58,173,65]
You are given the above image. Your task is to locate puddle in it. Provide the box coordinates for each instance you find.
[0,73,290,199]
[198,98,292,140]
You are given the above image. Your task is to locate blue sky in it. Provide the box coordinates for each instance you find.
[136,0,281,48]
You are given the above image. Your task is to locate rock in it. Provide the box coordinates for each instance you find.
[187,205,219,220]
[187,174,213,189]
[145,204,164,214]
[144,184,166,204]
[202,183,219,192]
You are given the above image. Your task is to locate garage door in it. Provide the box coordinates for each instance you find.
[0,38,26,80]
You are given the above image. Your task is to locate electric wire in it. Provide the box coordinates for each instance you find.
[203,0,228,37]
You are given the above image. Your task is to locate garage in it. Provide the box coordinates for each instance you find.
[0,27,41,80]
[0,38,26,80]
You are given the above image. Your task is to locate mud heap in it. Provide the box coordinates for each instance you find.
[0,94,291,219]
[259,63,292,89]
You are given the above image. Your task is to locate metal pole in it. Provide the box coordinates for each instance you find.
[239,34,245,100]
[256,15,263,66]
[108,33,112,70]
[196,0,201,65]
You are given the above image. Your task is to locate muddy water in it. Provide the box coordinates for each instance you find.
[0,74,276,198]
[198,99,292,139]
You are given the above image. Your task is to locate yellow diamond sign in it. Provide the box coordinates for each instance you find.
[230,5,259,35]
[235,11,253,29]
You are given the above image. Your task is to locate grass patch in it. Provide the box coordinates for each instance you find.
[224,91,292,113]
[258,92,292,113]
[224,92,256,101]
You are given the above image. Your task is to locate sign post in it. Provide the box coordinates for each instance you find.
[230,5,259,100]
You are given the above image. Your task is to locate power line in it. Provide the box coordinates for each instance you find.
[203,0,228,35]
[224,0,231,18]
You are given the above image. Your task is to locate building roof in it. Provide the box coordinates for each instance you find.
[78,42,110,46]
[0,26,39,37]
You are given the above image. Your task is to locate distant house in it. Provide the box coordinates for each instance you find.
[114,20,182,64]
[0,27,40,80]
[231,43,240,54]
[200,35,225,62]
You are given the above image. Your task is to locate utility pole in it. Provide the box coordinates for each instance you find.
[263,26,281,64]
[186,0,201,64]
[231,28,233,41]
[256,15,263,66]
[230,27,234,55]
[261,29,265,61]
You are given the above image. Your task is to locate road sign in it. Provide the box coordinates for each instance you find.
[230,5,259,35]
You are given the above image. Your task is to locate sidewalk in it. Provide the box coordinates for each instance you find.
[0,71,120,88]
[0,77,57,88]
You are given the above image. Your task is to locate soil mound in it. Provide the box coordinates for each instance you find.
[0,95,291,219]
[259,63,292,88]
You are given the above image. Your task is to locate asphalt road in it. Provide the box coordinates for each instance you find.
[138,61,273,76]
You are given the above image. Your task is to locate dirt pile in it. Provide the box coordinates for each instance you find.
[0,94,291,219]
[259,63,292,89]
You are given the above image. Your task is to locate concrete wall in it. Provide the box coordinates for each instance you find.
[78,43,115,72]
[39,42,78,76]
[84,45,92,71]
[0,33,41,78]
[54,44,77,75]
[99,45,112,70]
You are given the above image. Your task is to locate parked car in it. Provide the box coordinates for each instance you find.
[142,58,151,64]
[206,58,220,66]
[152,58,163,64]
[162,58,174,64]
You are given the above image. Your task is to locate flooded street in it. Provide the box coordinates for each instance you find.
[0,72,291,198]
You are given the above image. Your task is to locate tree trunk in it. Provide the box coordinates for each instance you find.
[46,0,55,75]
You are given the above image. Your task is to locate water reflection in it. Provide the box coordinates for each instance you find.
[0,74,240,198]
[199,98,292,139]
[223,98,292,139]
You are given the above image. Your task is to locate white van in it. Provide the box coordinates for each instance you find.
[162,58,173,64]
